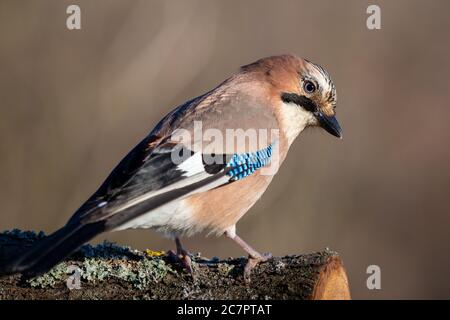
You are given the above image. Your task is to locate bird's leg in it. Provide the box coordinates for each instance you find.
[172,237,194,277]
[224,227,272,282]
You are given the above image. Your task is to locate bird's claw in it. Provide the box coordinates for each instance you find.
[167,249,195,279]
[244,252,272,283]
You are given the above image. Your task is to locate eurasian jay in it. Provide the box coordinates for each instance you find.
[0,54,342,280]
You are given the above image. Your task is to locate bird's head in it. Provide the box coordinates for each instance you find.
[242,55,342,144]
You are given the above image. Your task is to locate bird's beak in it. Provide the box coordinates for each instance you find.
[314,111,342,139]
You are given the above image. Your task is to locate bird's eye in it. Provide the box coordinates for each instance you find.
[303,81,317,94]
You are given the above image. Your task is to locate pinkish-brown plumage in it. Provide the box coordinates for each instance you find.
[1,55,341,280]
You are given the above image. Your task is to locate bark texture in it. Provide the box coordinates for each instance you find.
[0,230,350,300]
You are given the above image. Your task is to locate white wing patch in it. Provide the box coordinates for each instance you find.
[178,152,205,177]
[108,152,227,217]
[107,151,231,232]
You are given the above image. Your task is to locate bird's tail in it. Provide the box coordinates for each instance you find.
[0,221,104,277]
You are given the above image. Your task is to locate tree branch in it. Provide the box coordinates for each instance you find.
[0,230,350,300]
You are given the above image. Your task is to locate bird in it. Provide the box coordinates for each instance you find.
[0,54,342,281]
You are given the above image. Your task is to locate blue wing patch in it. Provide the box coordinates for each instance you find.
[226,144,273,181]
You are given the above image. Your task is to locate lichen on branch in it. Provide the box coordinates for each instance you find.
[0,230,347,300]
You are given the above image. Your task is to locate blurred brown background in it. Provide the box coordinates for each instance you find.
[1,0,449,299]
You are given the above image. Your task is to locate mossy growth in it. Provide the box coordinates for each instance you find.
[217,263,234,276]
[1,229,346,300]
[27,254,172,289]
[0,230,173,289]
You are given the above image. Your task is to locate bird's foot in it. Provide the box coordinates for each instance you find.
[244,252,272,283]
[179,249,194,278]
[224,227,273,283]
[167,249,195,279]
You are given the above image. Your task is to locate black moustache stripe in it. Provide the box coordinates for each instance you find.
[280,92,317,112]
